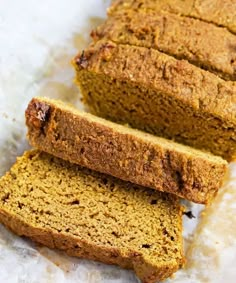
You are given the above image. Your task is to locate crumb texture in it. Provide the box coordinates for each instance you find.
[0,150,184,283]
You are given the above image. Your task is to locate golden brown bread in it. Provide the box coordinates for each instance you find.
[92,9,236,80]
[25,97,227,204]
[0,150,184,283]
[73,40,236,161]
[109,0,236,35]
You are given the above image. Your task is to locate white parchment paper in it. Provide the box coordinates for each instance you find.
[0,1,235,282]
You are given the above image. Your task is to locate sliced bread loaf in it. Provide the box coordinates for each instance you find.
[25,97,227,204]
[0,150,184,283]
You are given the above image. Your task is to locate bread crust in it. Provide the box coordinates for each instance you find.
[92,10,236,81]
[109,0,236,35]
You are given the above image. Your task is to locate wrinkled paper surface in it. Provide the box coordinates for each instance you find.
[0,1,235,282]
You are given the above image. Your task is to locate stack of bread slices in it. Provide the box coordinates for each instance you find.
[1,1,235,282]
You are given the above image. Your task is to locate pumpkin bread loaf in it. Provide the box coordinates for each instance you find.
[25,97,227,204]
[0,150,184,283]
[73,40,236,161]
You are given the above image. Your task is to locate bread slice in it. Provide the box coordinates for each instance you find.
[109,0,236,35]
[25,97,227,204]
[0,150,184,283]
[92,9,236,80]
[73,40,236,161]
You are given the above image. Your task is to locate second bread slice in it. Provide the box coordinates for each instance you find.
[25,97,227,204]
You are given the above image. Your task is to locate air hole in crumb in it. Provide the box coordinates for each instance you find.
[102,178,108,185]
[1,193,10,202]
[80,147,85,154]
[18,202,24,209]
[65,228,70,232]
[74,244,81,249]
[142,244,151,249]
[112,231,119,237]
[70,200,80,205]
[231,59,235,64]
[163,228,169,236]
[151,199,157,205]
[171,236,175,241]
